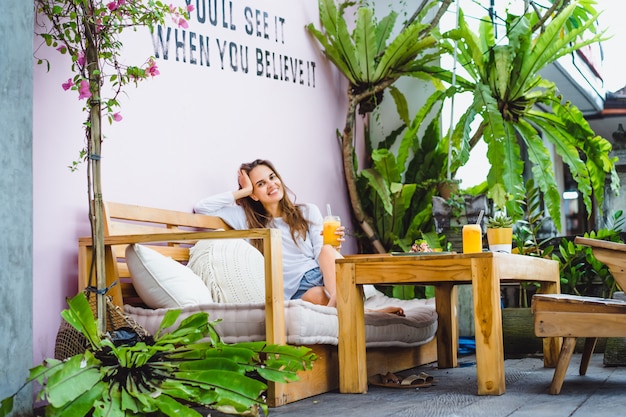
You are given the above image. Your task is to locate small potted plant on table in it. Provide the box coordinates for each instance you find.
[486,211,514,253]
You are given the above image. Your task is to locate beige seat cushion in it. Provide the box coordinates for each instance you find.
[187,239,265,303]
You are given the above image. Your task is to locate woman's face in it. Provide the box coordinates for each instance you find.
[248,164,284,206]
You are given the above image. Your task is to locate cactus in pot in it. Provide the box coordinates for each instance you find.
[486,211,514,253]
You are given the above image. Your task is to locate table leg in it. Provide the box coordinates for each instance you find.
[538,280,562,368]
[336,262,367,393]
[471,257,506,395]
[434,283,458,368]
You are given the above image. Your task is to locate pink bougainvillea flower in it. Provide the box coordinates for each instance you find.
[169,4,176,13]
[107,1,119,11]
[78,80,91,100]
[118,0,126,5]
[145,59,160,77]
[56,45,67,54]
[113,112,123,122]
[77,51,85,67]
[177,17,189,29]
[61,78,74,91]
[187,4,195,12]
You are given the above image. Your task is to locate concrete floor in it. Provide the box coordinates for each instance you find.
[263,353,626,417]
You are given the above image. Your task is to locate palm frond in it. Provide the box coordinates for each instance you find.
[355,7,377,81]
[375,10,397,56]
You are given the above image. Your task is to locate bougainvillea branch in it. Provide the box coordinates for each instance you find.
[34,0,190,332]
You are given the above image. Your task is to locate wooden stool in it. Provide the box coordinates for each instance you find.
[532,236,626,394]
[533,293,626,394]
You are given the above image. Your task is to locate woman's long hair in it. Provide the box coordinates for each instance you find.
[237,159,310,249]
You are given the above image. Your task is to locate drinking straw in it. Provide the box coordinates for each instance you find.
[327,204,332,217]
[476,209,484,225]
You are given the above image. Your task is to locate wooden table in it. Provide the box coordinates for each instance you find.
[336,252,561,396]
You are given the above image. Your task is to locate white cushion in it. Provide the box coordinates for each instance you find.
[125,244,213,309]
[188,239,265,303]
[124,288,438,347]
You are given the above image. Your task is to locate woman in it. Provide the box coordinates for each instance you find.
[194,159,403,314]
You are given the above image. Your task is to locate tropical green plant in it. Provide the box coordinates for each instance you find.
[0,293,315,417]
[513,178,555,257]
[35,0,190,332]
[306,0,453,253]
[555,210,625,298]
[510,178,555,307]
[357,108,456,252]
[437,0,618,231]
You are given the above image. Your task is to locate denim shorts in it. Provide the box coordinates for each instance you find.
[291,267,324,299]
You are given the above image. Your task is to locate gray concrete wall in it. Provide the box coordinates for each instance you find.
[0,1,34,415]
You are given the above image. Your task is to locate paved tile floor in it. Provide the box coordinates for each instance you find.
[263,353,625,417]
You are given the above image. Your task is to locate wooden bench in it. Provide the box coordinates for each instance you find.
[77,201,438,407]
[532,237,626,394]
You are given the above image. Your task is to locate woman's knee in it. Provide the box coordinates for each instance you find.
[301,286,329,305]
[320,244,342,261]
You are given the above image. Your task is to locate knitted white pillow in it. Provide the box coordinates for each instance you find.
[188,239,265,303]
[125,244,213,308]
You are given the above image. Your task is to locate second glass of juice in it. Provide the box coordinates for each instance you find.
[323,215,341,247]
[462,224,483,253]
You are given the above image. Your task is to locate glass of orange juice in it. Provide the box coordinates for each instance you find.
[462,224,483,253]
[323,215,341,247]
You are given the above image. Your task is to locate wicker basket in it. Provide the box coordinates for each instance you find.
[54,293,149,360]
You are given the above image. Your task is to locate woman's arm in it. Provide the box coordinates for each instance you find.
[193,170,252,230]
[194,170,252,216]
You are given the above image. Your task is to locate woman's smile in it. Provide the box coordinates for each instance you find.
[249,165,284,208]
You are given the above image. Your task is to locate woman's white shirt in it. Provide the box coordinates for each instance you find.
[194,191,324,299]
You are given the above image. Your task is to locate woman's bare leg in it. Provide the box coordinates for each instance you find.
[318,244,343,307]
[316,245,405,314]
[301,286,330,305]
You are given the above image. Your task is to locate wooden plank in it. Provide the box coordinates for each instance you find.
[574,237,626,292]
[574,236,626,252]
[434,283,458,368]
[471,257,505,395]
[535,310,626,337]
[533,294,626,314]
[536,280,562,367]
[267,340,438,407]
[365,338,438,376]
[268,344,338,407]
[337,262,367,393]
[263,228,285,346]
[105,201,230,230]
[550,337,577,395]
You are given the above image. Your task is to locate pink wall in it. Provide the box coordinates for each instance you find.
[32,0,350,362]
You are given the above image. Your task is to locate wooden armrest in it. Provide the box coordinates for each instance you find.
[574,236,626,253]
[574,236,626,294]
[78,229,277,247]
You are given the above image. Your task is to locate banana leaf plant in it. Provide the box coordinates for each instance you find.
[435,0,618,230]
[306,0,452,253]
[0,293,315,417]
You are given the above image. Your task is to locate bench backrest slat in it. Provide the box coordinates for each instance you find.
[80,202,233,308]
[104,201,231,234]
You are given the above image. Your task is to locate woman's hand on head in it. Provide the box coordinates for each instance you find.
[237,169,253,194]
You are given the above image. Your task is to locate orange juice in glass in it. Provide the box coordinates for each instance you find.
[462,224,483,253]
[323,215,341,247]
